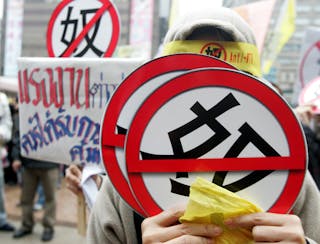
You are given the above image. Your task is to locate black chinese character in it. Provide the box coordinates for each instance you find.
[60,7,104,57]
[204,46,222,58]
[140,93,280,196]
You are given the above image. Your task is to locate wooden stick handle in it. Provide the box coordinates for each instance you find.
[77,193,87,236]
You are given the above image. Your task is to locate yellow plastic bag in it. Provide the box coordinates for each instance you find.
[179,177,264,244]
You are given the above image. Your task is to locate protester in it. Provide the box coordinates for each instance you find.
[302,122,320,189]
[0,92,15,232]
[3,98,19,185]
[286,97,320,190]
[65,6,320,244]
[11,113,59,242]
[271,85,320,190]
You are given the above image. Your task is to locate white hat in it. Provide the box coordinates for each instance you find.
[163,7,256,45]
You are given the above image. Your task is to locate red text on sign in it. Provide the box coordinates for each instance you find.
[18,67,90,109]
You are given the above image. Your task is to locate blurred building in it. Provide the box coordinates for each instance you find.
[21,0,164,58]
[224,0,320,103]
[3,0,320,103]
[21,0,132,57]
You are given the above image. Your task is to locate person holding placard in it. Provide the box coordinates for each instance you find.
[11,112,59,242]
[85,6,320,244]
[0,92,15,232]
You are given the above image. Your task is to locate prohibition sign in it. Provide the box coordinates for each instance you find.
[100,54,237,215]
[299,76,320,113]
[200,42,227,60]
[299,41,320,87]
[47,0,120,57]
[125,68,307,216]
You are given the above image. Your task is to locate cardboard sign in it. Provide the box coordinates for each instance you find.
[101,55,307,217]
[47,0,120,57]
[17,57,143,165]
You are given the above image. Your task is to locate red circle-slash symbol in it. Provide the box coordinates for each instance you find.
[200,42,227,60]
[299,41,320,87]
[100,54,237,215]
[125,69,306,216]
[47,0,119,57]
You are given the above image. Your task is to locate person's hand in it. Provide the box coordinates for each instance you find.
[91,174,103,190]
[225,212,306,243]
[294,104,315,126]
[65,165,104,195]
[141,205,222,244]
[65,165,83,195]
[12,159,21,172]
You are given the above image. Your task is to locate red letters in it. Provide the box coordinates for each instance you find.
[18,66,90,109]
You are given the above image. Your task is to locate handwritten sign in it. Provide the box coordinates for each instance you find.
[17,57,144,165]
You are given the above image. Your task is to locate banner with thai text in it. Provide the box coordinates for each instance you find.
[17,57,144,165]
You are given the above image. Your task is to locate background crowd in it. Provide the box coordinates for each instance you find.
[0,92,65,242]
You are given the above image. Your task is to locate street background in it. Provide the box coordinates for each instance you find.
[2,178,86,244]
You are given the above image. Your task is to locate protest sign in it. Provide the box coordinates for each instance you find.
[126,68,306,216]
[47,0,120,58]
[100,55,307,217]
[101,54,236,215]
[17,57,143,165]
[292,27,320,104]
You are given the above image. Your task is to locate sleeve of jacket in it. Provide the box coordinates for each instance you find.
[292,171,320,243]
[87,177,139,244]
[0,92,12,145]
[302,125,320,189]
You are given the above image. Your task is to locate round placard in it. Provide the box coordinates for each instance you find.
[47,0,120,57]
[125,68,306,216]
[100,54,237,215]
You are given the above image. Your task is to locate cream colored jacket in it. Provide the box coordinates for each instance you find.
[87,172,320,244]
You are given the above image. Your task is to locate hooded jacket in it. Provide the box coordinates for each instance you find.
[87,6,320,244]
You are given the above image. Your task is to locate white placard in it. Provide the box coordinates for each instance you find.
[17,57,144,165]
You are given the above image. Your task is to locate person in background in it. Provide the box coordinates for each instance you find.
[33,184,45,211]
[272,84,320,190]
[0,92,15,232]
[4,97,19,186]
[11,113,59,242]
[294,104,320,189]
[85,6,320,244]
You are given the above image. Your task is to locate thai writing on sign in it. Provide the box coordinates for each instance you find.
[18,66,119,109]
[18,57,143,165]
